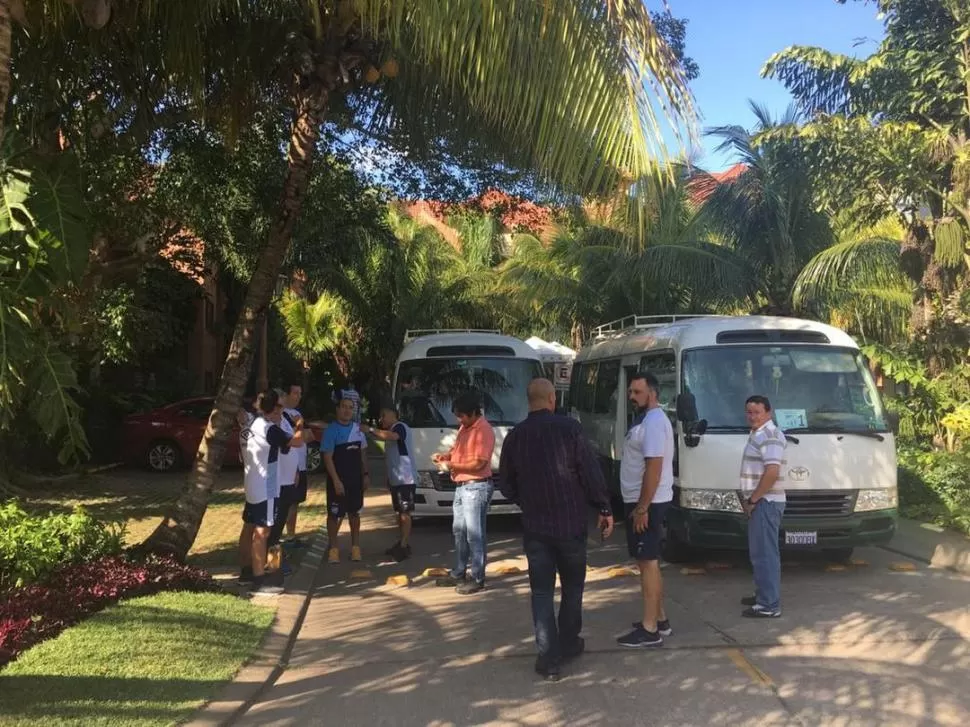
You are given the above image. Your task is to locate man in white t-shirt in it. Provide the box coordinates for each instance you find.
[617,372,675,649]
[739,395,787,618]
[282,384,309,548]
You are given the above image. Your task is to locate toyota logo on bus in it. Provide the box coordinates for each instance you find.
[788,466,810,481]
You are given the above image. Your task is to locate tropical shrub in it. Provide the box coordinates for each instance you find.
[897,446,970,536]
[0,502,125,591]
[0,554,218,667]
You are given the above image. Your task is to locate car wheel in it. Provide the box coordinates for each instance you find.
[305,447,323,474]
[146,440,181,472]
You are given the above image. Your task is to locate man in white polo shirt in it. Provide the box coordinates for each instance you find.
[739,395,787,618]
[617,372,675,648]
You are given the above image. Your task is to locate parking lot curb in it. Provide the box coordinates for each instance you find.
[881,518,970,576]
[182,534,328,727]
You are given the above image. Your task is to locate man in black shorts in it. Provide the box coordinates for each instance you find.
[361,405,418,562]
[616,372,676,648]
[321,397,370,563]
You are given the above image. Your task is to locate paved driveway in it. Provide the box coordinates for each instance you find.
[235,489,970,727]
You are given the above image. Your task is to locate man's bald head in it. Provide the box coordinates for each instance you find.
[527,378,557,412]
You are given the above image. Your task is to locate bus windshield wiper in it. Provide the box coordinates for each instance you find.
[785,426,885,442]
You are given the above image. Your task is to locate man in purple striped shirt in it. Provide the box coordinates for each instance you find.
[499,378,614,682]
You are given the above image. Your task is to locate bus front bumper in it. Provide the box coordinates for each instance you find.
[667,506,897,551]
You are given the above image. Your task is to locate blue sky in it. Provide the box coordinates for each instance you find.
[661,0,885,170]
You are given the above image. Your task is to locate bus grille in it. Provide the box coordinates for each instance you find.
[784,490,856,518]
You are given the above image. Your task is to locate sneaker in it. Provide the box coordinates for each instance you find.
[740,595,757,607]
[561,637,585,661]
[384,541,401,557]
[742,605,781,618]
[617,626,663,648]
[249,578,284,597]
[390,543,411,562]
[237,567,254,586]
[455,580,485,595]
[632,619,672,637]
[328,547,340,564]
[350,546,362,562]
[534,657,561,682]
[435,574,465,587]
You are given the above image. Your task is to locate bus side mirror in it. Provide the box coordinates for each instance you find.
[683,418,708,448]
[676,393,698,423]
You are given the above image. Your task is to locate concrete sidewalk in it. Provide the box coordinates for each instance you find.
[884,517,970,575]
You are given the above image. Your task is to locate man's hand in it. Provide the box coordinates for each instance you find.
[334,479,345,497]
[431,452,448,465]
[598,514,614,540]
[633,506,649,534]
[742,498,756,518]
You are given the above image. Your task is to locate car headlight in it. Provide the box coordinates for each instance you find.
[679,489,743,513]
[418,471,435,490]
[855,487,898,512]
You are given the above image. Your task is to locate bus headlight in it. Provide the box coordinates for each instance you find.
[679,489,743,513]
[418,471,435,490]
[855,487,898,512]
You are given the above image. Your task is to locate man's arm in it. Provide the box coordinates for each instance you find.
[448,428,491,475]
[749,464,780,502]
[498,431,518,503]
[360,423,400,441]
[323,452,342,492]
[360,444,371,491]
[574,425,614,538]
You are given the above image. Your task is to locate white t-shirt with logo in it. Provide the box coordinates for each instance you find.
[620,407,675,505]
[276,415,299,488]
[284,407,307,472]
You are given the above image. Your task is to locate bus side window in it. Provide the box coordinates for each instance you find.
[593,360,620,415]
[570,362,597,414]
[640,352,677,413]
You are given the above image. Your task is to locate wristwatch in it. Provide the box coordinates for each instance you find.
[633,505,648,516]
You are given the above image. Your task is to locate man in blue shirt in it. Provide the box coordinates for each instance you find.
[361,405,418,562]
[321,397,370,563]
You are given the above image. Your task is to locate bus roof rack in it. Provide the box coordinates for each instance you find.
[590,315,723,341]
[404,328,501,342]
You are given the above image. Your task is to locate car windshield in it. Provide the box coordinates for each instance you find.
[682,345,889,432]
[395,357,543,427]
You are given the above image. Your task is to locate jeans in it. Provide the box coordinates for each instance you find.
[524,533,588,664]
[748,499,785,610]
[451,480,493,584]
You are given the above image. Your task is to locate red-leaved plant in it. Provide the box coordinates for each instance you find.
[0,555,219,667]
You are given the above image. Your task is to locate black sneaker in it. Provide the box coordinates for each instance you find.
[456,580,485,595]
[435,574,465,587]
[740,595,757,607]
[535,657,561,682]
[237,567,254,586]
[384,541,401,557]
[390,543,411,562]
[617,626,663,648]
[742,604,781,618]
[632,619,672,637]
[249,577,284,597]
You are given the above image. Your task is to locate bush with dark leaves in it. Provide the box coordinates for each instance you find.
[0,554,220,667]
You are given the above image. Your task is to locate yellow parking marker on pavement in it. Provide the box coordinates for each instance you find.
[680,567,707,575]
[727,648,773,687]
[889,561,918,572]
[495,565,521,575]
[385,575,410,587]
[607,566,638,578]
[824,563,848,572]
[849,558,869,567]
[422,567,450,578]
[350,569,373,579]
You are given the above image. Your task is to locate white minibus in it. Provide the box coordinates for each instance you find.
[393,330,544,517]
[569,315,897,562]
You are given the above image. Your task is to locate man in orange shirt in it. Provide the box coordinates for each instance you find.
[432,390,496,595]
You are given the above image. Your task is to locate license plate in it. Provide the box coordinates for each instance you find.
[785,530,817,546]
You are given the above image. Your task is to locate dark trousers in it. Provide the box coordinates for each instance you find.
[523,533,588,664]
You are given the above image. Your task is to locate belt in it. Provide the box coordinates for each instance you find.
[455,478,491,486]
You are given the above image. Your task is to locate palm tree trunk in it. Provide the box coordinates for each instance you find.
[0,0,13,145]
[141,86,329,560]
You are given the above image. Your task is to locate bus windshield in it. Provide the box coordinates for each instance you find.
[395,357,544,427]
[682,345,888,433]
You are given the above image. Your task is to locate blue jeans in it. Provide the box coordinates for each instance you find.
[524,534,588,664]
[451,480,493,584]
[748,499,785,610]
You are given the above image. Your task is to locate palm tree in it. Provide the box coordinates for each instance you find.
[700,102,835,314]
[139,1,695,560]
[278,290,348,394]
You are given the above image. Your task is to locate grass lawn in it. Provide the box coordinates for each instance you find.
[0,591,274,727]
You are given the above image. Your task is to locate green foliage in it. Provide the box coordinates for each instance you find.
[897,446,970,536]
[0,502,125,591]
[0,137,90,466]
[278,291,347,380]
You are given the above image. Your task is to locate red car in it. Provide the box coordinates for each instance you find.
[122,397,324,473]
